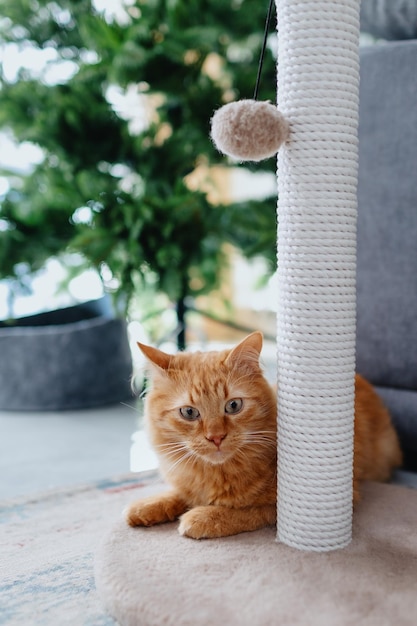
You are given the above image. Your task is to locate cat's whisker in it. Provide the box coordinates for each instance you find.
[246,428,277,435]
[154,442,190,455]
[245,429,276,435]
[181,450,199,472]
[243,431,276,446]
[164,455,187,475]
[156,443,191,463]
[154,439,189,447]
[239,433,277,459]
[245,434,276,442]
[160,451,188,463]
[120,401,142,413]
[164,449,197,475]
[244,436,275,445]
[245,441,276,453]
[155,441,189,452]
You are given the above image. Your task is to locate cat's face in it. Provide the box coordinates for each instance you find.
[140,332,276,469]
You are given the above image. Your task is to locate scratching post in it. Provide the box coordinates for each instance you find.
[276,0,360,550]
[209,0,361,552]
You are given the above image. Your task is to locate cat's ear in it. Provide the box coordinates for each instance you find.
[137,342,172,372]
[226,331,263,368]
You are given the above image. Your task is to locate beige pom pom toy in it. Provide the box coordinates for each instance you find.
[211,99,289,162]
[210,0,290,162]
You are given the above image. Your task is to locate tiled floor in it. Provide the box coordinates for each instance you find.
[0,400,157,500]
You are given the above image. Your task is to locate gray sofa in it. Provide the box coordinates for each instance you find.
[356,37,417,472]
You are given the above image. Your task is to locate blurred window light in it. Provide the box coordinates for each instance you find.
[72,206,94,225]
[0,133,45,174]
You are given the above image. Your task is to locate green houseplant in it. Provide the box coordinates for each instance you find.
[0,0,277,408]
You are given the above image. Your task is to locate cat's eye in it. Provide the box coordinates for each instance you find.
[179,406,200,421]
[225,398,243,415]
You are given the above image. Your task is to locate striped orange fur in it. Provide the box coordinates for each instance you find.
[125,332,402,538]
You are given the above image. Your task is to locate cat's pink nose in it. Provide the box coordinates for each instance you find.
[207,434,226,448]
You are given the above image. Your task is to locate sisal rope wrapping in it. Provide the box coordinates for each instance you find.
[276,0,360,551]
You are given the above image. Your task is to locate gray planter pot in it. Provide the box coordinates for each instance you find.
[0,298,133,410]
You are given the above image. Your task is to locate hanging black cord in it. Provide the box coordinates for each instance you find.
[253,0,276,101]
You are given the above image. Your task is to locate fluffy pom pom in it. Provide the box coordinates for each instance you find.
[210,100,290,162]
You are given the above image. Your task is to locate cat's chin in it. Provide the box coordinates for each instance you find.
[202,449,231,465]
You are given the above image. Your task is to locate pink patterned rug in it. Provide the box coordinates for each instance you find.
[3,472,417,625]
[0,470,162,625]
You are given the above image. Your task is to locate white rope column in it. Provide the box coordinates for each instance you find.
[276,0,360,550]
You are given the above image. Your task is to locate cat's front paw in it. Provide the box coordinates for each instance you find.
[125,492,187,527]
[125,500,164,527]
[178,506,222,539]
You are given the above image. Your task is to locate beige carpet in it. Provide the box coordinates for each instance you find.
[95,482,417,626]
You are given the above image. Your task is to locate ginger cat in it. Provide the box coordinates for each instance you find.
[126,332,402,539]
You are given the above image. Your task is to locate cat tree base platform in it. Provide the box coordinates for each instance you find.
[95,481,417,626]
